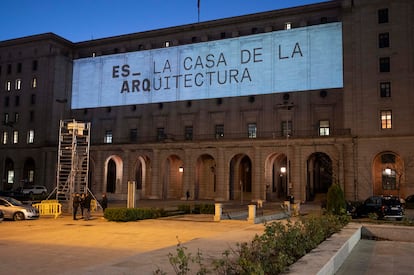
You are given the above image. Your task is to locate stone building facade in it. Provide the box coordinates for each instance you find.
[1,0,413,203]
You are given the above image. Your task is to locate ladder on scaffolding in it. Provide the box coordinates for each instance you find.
[54,119,91,200]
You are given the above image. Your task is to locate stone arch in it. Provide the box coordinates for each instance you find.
[161,154,183,199]
[104,155,123,194]
[229,154,252,202]
[195,154,216,200]
[306,152,333,201]
[264,153,287,201]
[134,155,151,198]
[372,151,404,197]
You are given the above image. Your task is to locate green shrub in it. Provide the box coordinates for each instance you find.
[326,183,347,215]
[104,207,163,222]
[157,214,349,274]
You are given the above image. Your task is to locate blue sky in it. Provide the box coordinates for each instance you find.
[0,0,329,42]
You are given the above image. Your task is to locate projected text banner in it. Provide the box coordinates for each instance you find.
[72,22,343,109]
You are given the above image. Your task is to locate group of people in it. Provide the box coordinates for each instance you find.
[72,192,108,220]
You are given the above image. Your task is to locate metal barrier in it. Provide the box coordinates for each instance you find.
[33,200,62,219]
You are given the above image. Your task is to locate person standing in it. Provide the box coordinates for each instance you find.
[101,193,108,213]
[83,193,92,221]
[72,193,80,220]
[80,193,86,218]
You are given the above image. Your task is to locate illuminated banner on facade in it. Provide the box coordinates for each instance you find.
[72,22,343,109]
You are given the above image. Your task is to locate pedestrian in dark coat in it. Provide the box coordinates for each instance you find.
[80,193,86,218]
[72,193,81,220]
[101,193,108,213]
[83,193,92,220]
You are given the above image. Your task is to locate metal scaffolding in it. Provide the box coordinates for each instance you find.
[54,119,91,200]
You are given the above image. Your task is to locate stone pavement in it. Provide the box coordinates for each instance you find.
[1,201,413,274]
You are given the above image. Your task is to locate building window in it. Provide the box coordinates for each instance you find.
[378,33,389,48]
[104,130,113,143]
[27,130,35,144]
[15,96,20,106]
[17,63,22,73]
[32,60,38,71]
[157,127,165,141]
[319,120,330,136]
[378,8,389,24]
[281,121,292,137]
[31,77,37,88]
[379,57,390,72]
[284,22,292,30]
[2,131,8,144]
[382,153,396,190]
[164,41,171,47]
[13,130,18,144]
[4,113,9,124]
[4,96,9,107]
[248,123,257,138]
[380,82,391,97]
[7,64,12,74]
[129,128,138,142]
[185,126,193,140]
[7,170,14,184]
[380,110,392,129]
[29,111,35,122]
[215,124,224,138]
[14,113,19,123]
[6,81,11,91]
[31,94,36,105]
[15,79,21,90]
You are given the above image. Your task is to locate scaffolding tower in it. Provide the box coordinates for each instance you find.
[55,119,91,200]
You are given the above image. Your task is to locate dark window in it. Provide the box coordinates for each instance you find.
[15,96,20,106]
[378,33,389,48]
[4,96,9,107]
[220,32,226,39]
[17,63,22,73]
[281,121,292,137]
[0,65,2,75]
[29,111,35,122]
[378,8,389,24]
[215,124,224,138]
[157,128,165,141]
[185,126,193,140]
[31,94,36,105]
[380,82,391,97]
[129,128,138,142]
[7,64,12,74]
[32,60,38,71]
[379,57,390,72]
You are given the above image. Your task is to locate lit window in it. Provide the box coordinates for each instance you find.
[7,170,14,184]
[2,132,8,144]
[164,41,171,47]
[4,113,9,124]
[284,22,292,30]
[380,82,391,97]
[28,170,35,183]
[13,130,18,144]
[215,124,224,138]
[27,130,35,144]
[15,79,21,90]
[14,113,19,123]
[380,110,392,129]
[248,123,257,138]
[381,153,396,190]
[6,81,11,91]
[104,130,113,144]
[319,120,330,136]
[32,77,37,88]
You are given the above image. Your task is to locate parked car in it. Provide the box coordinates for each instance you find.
[405,194,414,209]
[0,196,39,221]
[0,209,4,222]
[352,195,404,220]
[21,185,48,196]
